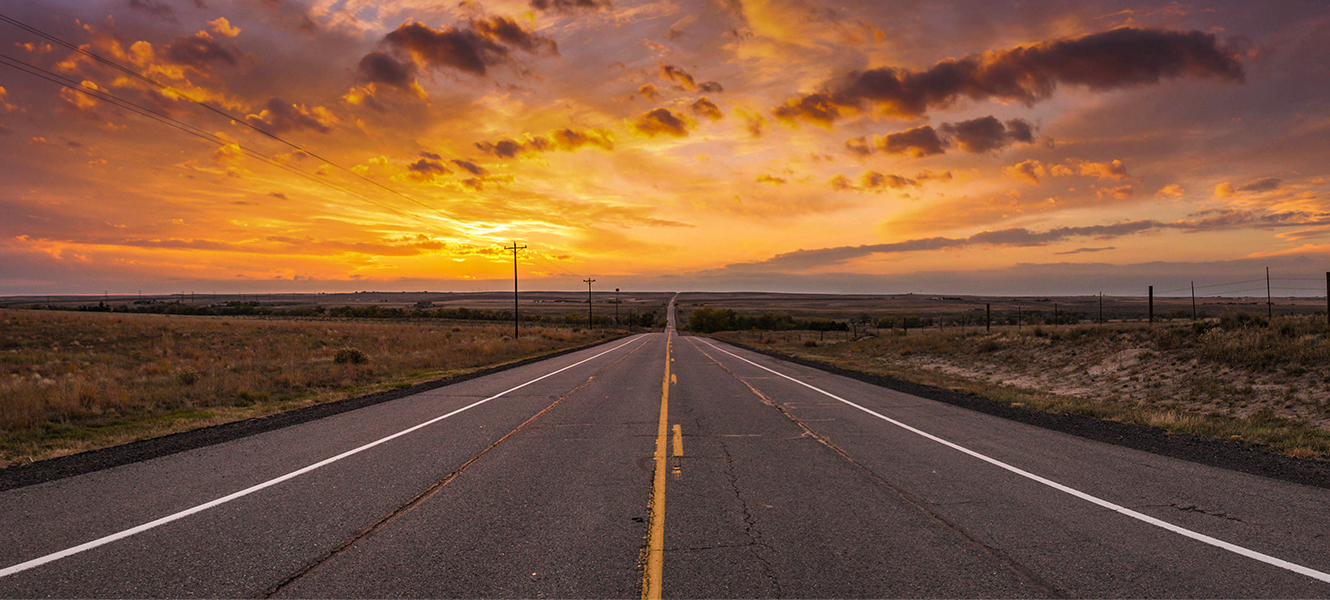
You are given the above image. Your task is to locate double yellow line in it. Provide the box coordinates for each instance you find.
[642,331,671,599]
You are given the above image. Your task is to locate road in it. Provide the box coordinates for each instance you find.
[2,297,1329,598]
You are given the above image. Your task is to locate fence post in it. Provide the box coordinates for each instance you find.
[1149,286,1154,325]
[986,303,991,332]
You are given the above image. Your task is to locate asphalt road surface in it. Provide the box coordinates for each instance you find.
[2,297,1329,598]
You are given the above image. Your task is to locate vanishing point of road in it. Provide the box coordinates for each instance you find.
[2,297,1329,598]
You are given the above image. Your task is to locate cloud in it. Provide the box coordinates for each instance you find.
[357,51,418,91]
[860,171,918,190]
[1055,247,1116,255]
[690,97,723,120]
[1238,177,1281,193]
[475,128,613,157]
[244,98,336,134]
[940,117,1036,153]
[163,30,240,71]
[734,108,768,138]
[1157,184,1186,198]
[405,157,450,181]
[878,125,946,157]
[1005,160,1046,184]
[1215,177,1281,198]
[127,0,177,23]
[1097,184,1135,199]
[659,64,722,93]
[451,159,487,176]
[660,64,696,90]
[634,108,691,137]
[845,136,873,156]
[472,16,559,55]
[1077,159,1130,179]
[1172,208,1329,232]
[209,17,241,38]
[379,19,555,78]
[637,83,659,100]
[529,0,609,14]
[831,170,945,193]
[774,27,1244,125]
[728,220,1164,271]
[853,117,1036,158]
[755,174,786,184]
[748,209,1330,272]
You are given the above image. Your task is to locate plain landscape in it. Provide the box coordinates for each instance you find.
[3,290,1328,469]
[0,291,672,467]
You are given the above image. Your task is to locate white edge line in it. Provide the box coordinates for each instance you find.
[0,335,648,579]
[692,337,1330,585]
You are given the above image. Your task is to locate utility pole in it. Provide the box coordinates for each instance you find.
[1149,285,1154,325]
[615,288,620,327]
[1266,267,1272,319]
[506,242,526,339]
[584,278,596,327]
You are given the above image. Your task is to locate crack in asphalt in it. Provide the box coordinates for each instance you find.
[717,437,784,598]
[257,340,651,599]
[688,337,1068,599]
[1165,502,1245,522]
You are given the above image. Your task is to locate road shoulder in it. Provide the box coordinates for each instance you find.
[709,336,1330,490]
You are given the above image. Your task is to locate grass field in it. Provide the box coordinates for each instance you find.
[712,314,1330,460]
[0,309,623,466]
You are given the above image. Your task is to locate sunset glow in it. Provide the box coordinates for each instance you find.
[1,0,1328,295]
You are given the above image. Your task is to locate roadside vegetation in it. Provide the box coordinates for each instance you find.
[702,311,1330,460]
[0,309,629,466]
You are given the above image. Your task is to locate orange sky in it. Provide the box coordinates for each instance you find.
[1,0,1328,295]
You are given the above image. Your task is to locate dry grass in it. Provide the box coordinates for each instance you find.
[0,309,616,466]
[716,315,1330,460]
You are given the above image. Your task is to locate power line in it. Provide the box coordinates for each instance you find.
[0,52,446,231]
[0,11,462,227]
[527,249,583,279]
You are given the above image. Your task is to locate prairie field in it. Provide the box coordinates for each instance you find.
[0,309,618,466]
[713,314,1330,459]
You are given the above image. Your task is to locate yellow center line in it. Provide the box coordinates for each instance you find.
[643,330,671,600]
[671,424,684,479]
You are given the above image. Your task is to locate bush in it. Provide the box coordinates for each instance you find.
[334,347,370,364]
[176,366,201,386]
[803,340,817,347]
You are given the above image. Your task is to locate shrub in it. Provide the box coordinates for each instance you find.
[176,366,201,386]
[333,347,370,364]
[803,340,817,347]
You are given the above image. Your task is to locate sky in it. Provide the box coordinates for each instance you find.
[1,0,1328,296]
